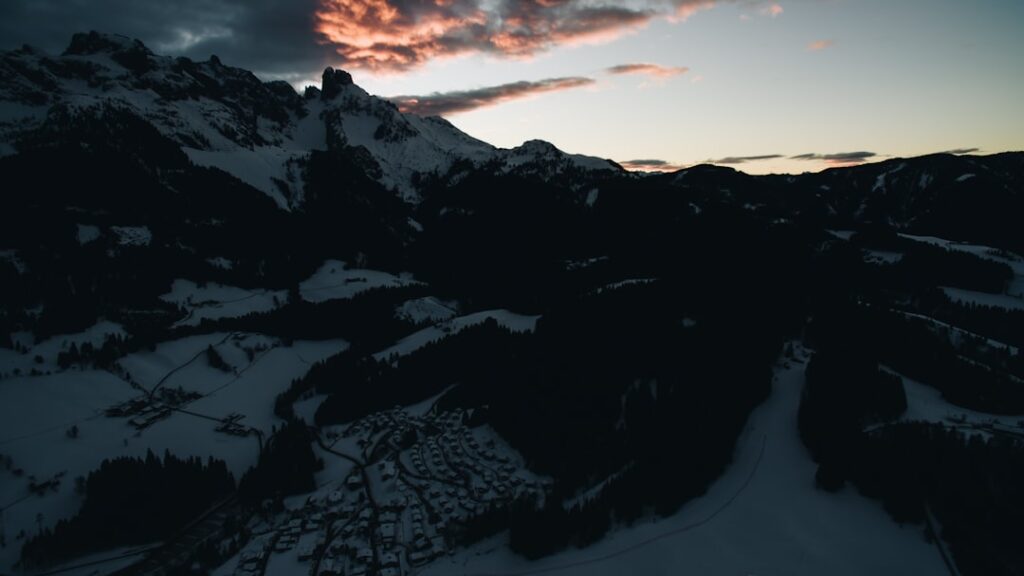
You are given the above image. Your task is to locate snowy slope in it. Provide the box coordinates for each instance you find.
[422,345,948,576]
[299,260,420,303]
[395,296,459,325]
[374,310,541,360]
[161,279,287,327]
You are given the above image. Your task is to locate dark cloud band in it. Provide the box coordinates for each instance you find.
[709,154,783,164]
[620,158,686,172]
[390,77,596,117]
[791,151,877,164]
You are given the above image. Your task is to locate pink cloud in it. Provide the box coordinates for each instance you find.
[807,39,835,51]
[315,0,729,72]
[606,63,690,79]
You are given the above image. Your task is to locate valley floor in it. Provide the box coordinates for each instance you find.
[422,344,949,576]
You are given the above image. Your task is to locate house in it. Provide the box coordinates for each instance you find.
[273,538,294,552]
[356,548,374,564]
[318,559,341,576]
[379,522,396,543]
[430,536,447,557]
[380,552,400,567]
[297,544,315,561]
[409,550,433,566]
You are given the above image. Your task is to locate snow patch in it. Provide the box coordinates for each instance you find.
[300,260,418,303]
[110,225,152,247]
[161,279,285,327]
[374,310,541,360]
[184,146,300,210]
[76,224,101,245]
[940,286,1024,311]
[395,296,458,325]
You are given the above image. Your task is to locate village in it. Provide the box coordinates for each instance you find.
[232,406,549,576]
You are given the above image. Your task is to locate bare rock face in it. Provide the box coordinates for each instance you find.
[321,67,354,101]
[63,31,154,73]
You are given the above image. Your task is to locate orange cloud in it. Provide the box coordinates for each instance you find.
[390,76,596,116]
[606,63,689,78]
[763,3,783,17]
[314,0,728,72]
[807,39,834,51]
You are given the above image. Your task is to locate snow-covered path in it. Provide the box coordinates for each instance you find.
[423,344,948,576]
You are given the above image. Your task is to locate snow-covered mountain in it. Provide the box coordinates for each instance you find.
[0,31,620,207]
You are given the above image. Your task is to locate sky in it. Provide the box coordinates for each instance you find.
[1,0,1022,174]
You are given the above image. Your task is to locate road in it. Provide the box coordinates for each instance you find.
[109,496,240,576]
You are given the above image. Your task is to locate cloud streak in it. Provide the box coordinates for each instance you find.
[390,76,596,117]
[620,158,686,172]
[709,154,783,164]
[940,147,979,155]
[791,151,876,165]
[606,63,689,78]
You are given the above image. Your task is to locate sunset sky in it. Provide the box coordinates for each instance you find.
[1,0,1022,173]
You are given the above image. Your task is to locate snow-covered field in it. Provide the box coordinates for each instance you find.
[901,233,1024,297]
[940,286,1024,311]
[374,310,541,361]
[161,279,286,327]
[0,332,347,572]
[0,320,125,378]
[395,296,459,325]
[422,346,948,576]
[888,367,1023,431]
[300,260,419,304]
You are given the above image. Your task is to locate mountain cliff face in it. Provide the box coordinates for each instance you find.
[0,31,620,207]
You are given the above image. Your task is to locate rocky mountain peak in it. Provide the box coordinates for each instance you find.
[63,31,151,56]
[321,67,354,100]
[63,31,155,73]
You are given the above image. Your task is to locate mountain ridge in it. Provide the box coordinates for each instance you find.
[0,31,622,207]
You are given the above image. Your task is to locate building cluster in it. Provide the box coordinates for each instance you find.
[234,406,549,576]
[105,387,199,430]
